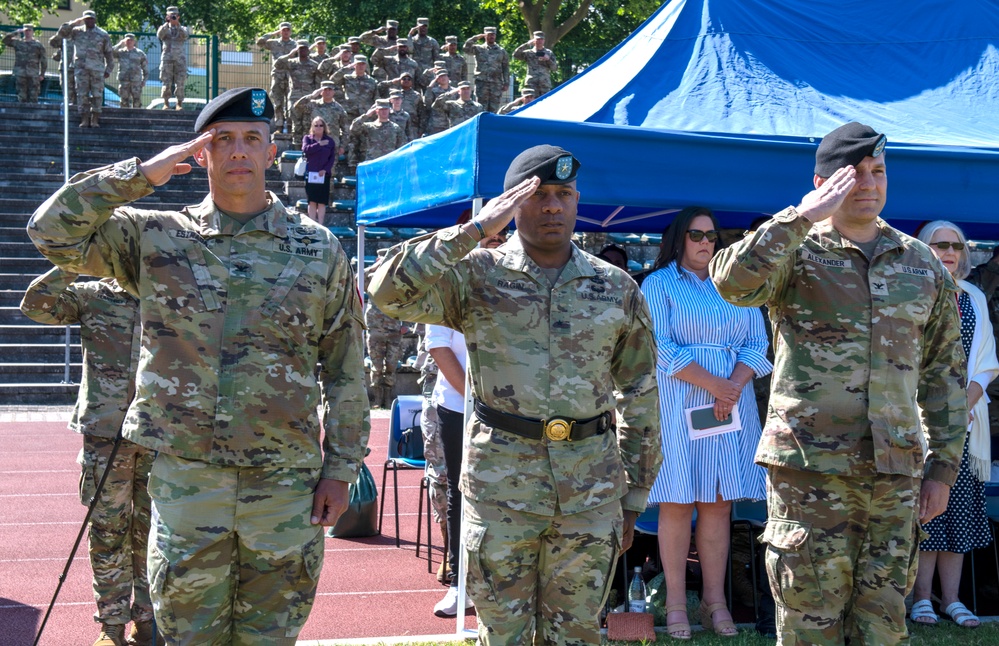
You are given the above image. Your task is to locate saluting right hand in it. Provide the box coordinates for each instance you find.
[469,177,539,238]
[138,130,214,187]
[797,165,855,223]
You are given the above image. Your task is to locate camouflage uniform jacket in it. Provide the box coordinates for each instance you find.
[409,34,440,70]
[711,208,967,485]
[440,51,467,83]
[26,160,371,483]
[20,266,140,439]
[513,44,556,85]
[358,29,395,60]
[367,229,662,515]
[275,54,322,99]
[422,84,452,133]
[349,117,405,161]
[2,34,47,76]
[462,39,508,84]
[156,23,189,63]
[256,36,296,74]
[387,109,414,141]
[113,46,147,82]
[372,55,420,83]
[311,52,329,65]
[433,95,483,128]
[331,69,378,115]
[301,97,350,147]
[56,22,113,74]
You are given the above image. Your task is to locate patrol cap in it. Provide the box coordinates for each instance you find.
[82,10,97,18]
[295,39,309,47]
[354,54,368,63]
[399,71,413,79]
[503,144,580,190]
[396,38,410,48]
[386,20,399,28]
[814,122,887,177]
[417,18,430,25]
[484,27,497,34]
[434,69,449,78]
[124,33,137,40]
[320,80,336,89]
[375,98,391,108]
[348,36,360,43]
[389,89,403,97]
[445,35,458,43]
[23,24,35,31]
[314,36,326,43]
[521,87,536,96]
[456,81,471,88]
[434,59,446,66]
[533,31,545,38]
[279,22,292,30]
[166,6,180,14]
[194,87,273,132]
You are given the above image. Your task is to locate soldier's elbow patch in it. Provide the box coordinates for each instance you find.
[762,519,824,613]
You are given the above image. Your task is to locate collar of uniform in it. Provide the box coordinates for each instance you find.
[189,192,290,238]
[498,237,594,285]
[812,217,904,255]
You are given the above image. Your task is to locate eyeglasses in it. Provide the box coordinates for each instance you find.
[930,241,965,251]
[687,229,719,243]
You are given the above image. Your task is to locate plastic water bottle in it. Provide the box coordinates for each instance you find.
[627,566,647,613]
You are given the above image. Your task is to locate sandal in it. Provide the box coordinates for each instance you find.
[664,603,692,641]
[700,601,739,637]
[910,599,938,625]
[943,601,980,628]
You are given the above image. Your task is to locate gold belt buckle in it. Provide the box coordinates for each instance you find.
[544,417,574,441]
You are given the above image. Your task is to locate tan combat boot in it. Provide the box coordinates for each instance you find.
[93,623,127,646]
[90,113,100,128]
[175,102,184,110]
[128,619,163,646]
[79,113,90,128]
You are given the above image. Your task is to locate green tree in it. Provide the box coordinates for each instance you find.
[2,1,66,27]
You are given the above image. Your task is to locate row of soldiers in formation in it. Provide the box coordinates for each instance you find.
[3,8,189,127]
[258,18,555,143]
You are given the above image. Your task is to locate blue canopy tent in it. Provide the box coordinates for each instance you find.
[357,0,999,239]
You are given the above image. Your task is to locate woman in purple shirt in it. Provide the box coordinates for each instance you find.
[302,117,336,225]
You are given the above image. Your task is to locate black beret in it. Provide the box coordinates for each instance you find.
[503,145,580,190]
[194,87,273,132]
[815,122,887,177]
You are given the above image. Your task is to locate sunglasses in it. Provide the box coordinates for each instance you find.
[930,241,965,251]
[687,229,720,243]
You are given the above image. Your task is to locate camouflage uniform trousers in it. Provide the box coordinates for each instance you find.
[75,66,106,115]
[763,466,925,646]
[475,79,505,113]
[118,72,144,108]
[147,454,323,645]
[160,58,187,103]
[421,397,447,522]
[79,435,154,625]
[463,498,622,645]
[15,73,42,103]
[270,73,291,125]
[366,331,404,389]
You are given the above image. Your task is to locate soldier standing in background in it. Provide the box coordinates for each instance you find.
[377,72,421,133]
[331,54,378,121]
[256,22,297,128]
[359,19,399,63]
[56,10,113,128]
[295,81,350,163]
[368,145,661,644]
[157,6,188,110]
[498,86,535,115]
[49,29,76,106]
[278,40,322,145]
[422,69,453,136]
[441,36,468,84]
[387,90,414,142]
[513,32,557,96]
[364,249,408,409]
[310,36,329,64]
[464,27,508,113]
[349,98,405,166]
[20,267,154,646]
[112,34,147,109]
[711,122,967,645]
[408,18,440,85]
[433,81,483,129]
[3,25,47,103]
[27,87,370,645]
[372,40,421,93]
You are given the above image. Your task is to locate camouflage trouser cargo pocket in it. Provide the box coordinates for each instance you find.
[597,512,623,611]
[763,518,823,613]
[283,530,325,637]
[463,520,495,604]
[147,544,178,635]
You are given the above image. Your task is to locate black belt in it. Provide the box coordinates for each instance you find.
[474,400,613,442]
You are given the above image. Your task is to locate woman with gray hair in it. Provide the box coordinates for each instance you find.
[910,220,998,628]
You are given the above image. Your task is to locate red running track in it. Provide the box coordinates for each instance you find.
[0,412,474,646]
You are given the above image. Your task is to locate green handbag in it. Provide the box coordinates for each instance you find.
[326,454,379,538]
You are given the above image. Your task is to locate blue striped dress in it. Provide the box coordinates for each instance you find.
[641,262,773,504]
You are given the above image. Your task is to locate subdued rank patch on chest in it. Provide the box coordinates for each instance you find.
[870,279,889,297]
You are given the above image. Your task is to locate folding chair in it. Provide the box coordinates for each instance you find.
[378,395,434,571]
[969,481,999,615]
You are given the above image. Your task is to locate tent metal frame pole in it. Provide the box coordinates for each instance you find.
[63,39,72,385]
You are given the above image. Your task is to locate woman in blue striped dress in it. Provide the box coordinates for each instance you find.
[640,207,772,640]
